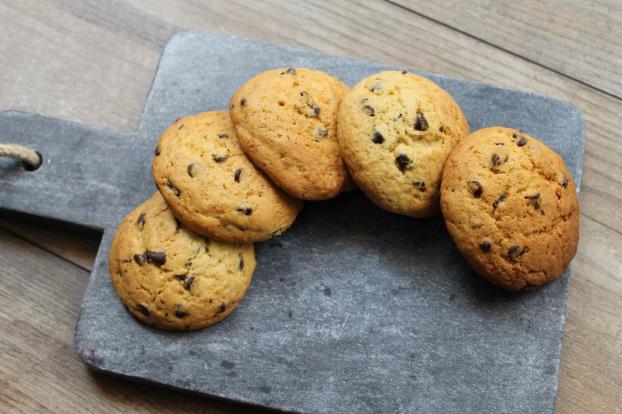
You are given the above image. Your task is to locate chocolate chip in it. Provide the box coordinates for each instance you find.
[154,146,161,156]
[234,168,242,183]
[136,213,145,228]
[307,103,320,118]
[439,126,445,133]
[236,207,253,216]
[414,111,429,131]
[212,155,227,163]
[133,253,145,266]
[176,275,194,291]
[468,180,483,198]
[240,98,247,106]
[401,70,408,74]
[525,193,544,214]
[372,131,385,144]
[187,164,195,177]
[145,250,166,267]
[136,304,150,316]
[561,176,568,188]
[166,179,181,197]
[362,105,375,117]
[395,154,412,172]
[517,137,527,147]
[218,133,229,139]
[508,245,524,261]
[175,309,189,318]
[313,128,328,141]
[479,241,491,252]
[216,303,227,314]
[281,67,296,75]
[239,256,244,271]
[300,91,309,98]
[491,153,501,168]
[492,194,507,211]
[413,181,426,192]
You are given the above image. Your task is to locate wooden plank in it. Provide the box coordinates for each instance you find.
[556,215,622,414]
[0,0,158,132]
[390,0,622,98]
[0,214,100,271]
[0,228,249,413]
[0,0,619,413]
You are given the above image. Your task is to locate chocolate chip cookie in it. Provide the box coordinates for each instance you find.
[152,111,303,243]
[230,67,349,200]
[440,127,580,290]
[337,70,469,217]
[108,192,256,330]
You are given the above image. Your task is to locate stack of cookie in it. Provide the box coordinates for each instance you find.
[109,66,579,331]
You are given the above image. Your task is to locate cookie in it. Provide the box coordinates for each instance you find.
[230,67,350,200]
[153,111,302,243]
[108,192,256,330]
[337,70,469,217]
[440,127,579,291]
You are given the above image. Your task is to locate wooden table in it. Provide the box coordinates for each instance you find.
[1,1,620,413]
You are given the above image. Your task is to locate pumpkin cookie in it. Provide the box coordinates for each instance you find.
[153,111,302,243]
[440,127,580,291]
[230,67,349,200]
[337,70,469,217]
[108,192,256,330]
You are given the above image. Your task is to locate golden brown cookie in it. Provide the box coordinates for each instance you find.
[337,70,469,217]
[230,67,349,200]
[108,192,256,330]
[440,127,579,291]
[152,111,303,243]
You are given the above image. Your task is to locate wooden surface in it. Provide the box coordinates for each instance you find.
[0,1,620,413]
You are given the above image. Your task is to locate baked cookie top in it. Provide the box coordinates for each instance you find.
[441,127,579,291]
[152,111,303,243]
[337,70,469,217]
[108,192,256,330]
[230,67,349,200]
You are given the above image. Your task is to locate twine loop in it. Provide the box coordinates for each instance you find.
[0,144,42,171]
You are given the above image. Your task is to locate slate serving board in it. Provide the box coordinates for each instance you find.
[0,32,584,414]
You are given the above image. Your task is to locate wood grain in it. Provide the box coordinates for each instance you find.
[0,214,100,270]
[390,0,622,98]
[0,0,620,413]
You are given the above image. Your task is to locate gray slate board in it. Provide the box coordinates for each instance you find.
[0,32,585,413]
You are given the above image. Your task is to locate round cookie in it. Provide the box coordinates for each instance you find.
[230,67,350,200]
[337,70,469,217]
[109,192,256,330]
[440,127,580,291]
[153,111,303,243]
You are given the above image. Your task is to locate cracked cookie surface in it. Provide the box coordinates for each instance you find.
[440,127,579,290]
[337,70,469,217]
[153,111,303,243]
[109,192,256,330]
[230,67,349,200]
